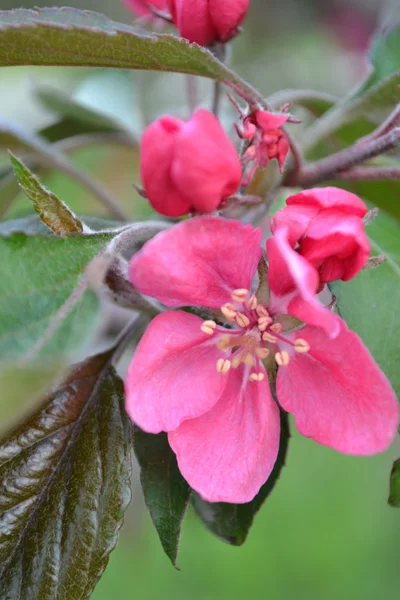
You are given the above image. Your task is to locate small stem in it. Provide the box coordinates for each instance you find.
[287,127,400,187]
[285,132,303,174]
[359,103,400,143]
[212,80,222,117]
[111,314,150,365]
[335,166,400,181]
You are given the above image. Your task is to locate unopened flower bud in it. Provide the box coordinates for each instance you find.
[140,109,242,217]
[168,0,250,46]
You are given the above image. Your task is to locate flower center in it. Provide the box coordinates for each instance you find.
[200,289,310,382]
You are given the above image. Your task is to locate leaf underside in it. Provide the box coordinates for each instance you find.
[0,350,133,600]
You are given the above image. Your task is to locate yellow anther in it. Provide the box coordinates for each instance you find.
[217,335,231,351]
[231,288,249,303]
[248,294,258,310]
[232,356,242,368]
[256,305,269,317]
[262,332,278,344]
[258,316,272,332]
[294,338,310,353]
[216,358,232,374]
[270,322,284,334]
[249,372,265,382]
[255,347,270,360]
[221,304,237,321]
[275,351,290,367]
[242,353,255,367]
[236,312,250,328]
[200,320,217,335]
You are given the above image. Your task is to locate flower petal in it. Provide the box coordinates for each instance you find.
[277,323,399,454]
[129,217,262,308]
[267,227,340,337]
[286,187,367,217]
[255,111,289,130]
[169,366,281,503]
[125,311,227,433]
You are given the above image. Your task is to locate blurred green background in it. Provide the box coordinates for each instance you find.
[0,0,399,598]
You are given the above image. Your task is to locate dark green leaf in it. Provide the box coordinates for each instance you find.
[331,210,400,397]
[133,427,191,567]
[389,459,400,507]
[0,232,113,362]
[357,23,400,96]
[192,409,290,545]
[0,8,263,104]
[0,350,132,599]
[9,152,84,235]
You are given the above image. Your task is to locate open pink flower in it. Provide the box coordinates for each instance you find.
[271,187,370,284]
[125,217,398,503]
[140,109,242,217]
[168,0,250,46]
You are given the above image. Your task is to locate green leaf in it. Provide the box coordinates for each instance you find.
[9,152,84,235]
[0,8,262,104]
[389,459,400,507]
[133,428,191,568]
[192,410,290,545]
[0,349,133,599]
[357,23,400,96]
[331,210,400,397]
[0,231,113,362]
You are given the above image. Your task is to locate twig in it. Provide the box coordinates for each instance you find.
[212,81,222,117]
[358,103,400,143]
[186,76,198,115]
[111,313,150,365]
[286,127,400,187]
[335,166,400,180]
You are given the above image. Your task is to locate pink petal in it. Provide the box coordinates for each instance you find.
[267,227,340,337]
[277,324,399,454]
[277,134,290,173]
[255,110,289,130]
[169,0,216,45]
[286,187,367,217]
[169,366,281,503]
[172,110,242,212]
[209,0,250,42]
[125,311,227,433]
[270,204,319,246]
[124,0,168,17]
[129,216,262,309]
[140,116,192,217]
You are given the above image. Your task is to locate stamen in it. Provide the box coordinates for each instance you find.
[216,358,232,374]
[275,351,290,367]
[263,331,278,344]
[236,312,250,328]
[231,288,249,303]
[200,320,217,335]
[232,356,242,368]
[242,353,255,367]
[248,294,258,310]
[258,316,273,332]
[221,304,237,321]
[255,347,270,359]
[294,338,310,353]
[256,305,269,317]
[270,322,284,334]
[216,335,232,351]
[249,372,265,382]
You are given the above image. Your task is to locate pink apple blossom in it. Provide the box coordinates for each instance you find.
[140,109,242,217]
[271,187,370,284]
[168,0,250,46]
[125,217,398,503]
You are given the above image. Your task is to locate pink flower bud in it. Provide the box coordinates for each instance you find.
[123,0,168,20]
[271,187,370,284]
[140,109,242,217]
[168,0,250,46]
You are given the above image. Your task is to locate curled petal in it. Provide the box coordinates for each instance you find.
[267,227,340,337]
[169,0,216,45]
[130,216,262,308]
[286,187,367,217]
[277,323,399,454]
[255,111,289,130]
[270,204,319,246]
[209,0,250,42]
[125,311,227,433]
[169,366,280,503]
